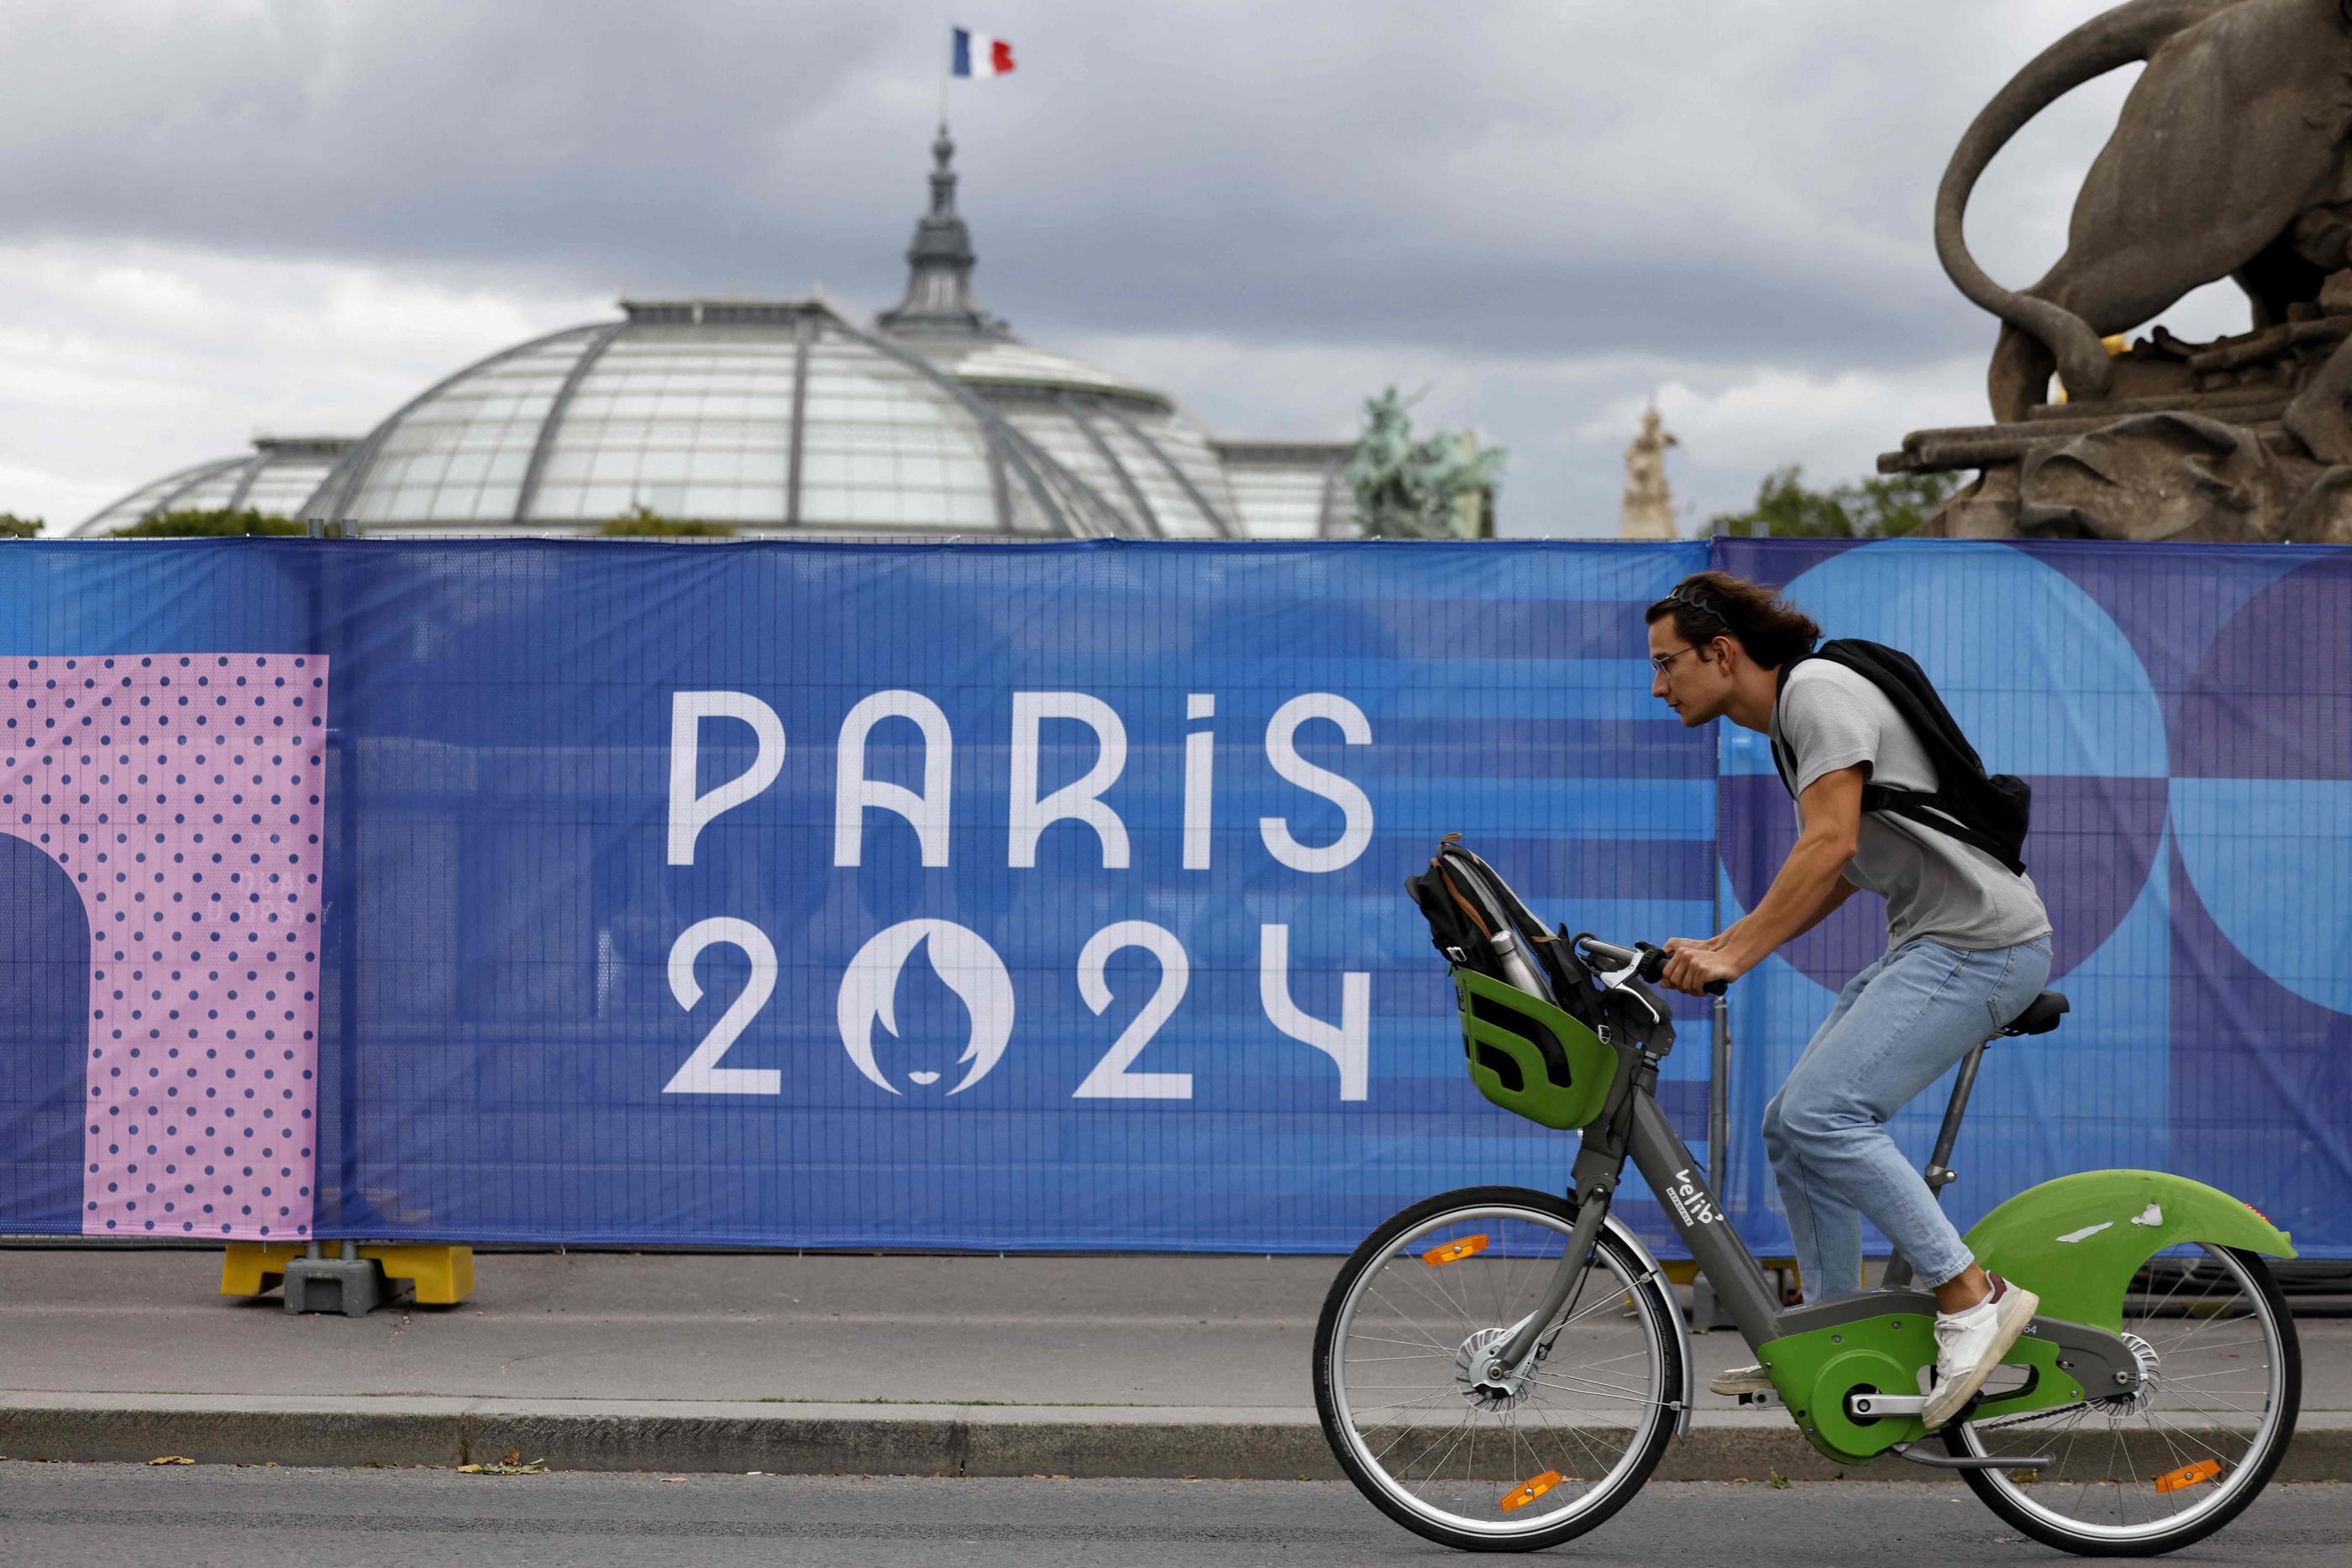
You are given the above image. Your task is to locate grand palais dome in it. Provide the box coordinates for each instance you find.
[75,131,1354,542]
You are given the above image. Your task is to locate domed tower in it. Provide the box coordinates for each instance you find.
[876,124,1009,340]
[294,131,1359,540]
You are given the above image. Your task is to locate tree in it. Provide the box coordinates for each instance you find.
[0,512,43,538]
[1347,388,1506,539]
[1709,466,1960,538]
[108,507,312,538]
[598,505,736,538]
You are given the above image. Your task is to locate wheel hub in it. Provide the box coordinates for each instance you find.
[1454,1326,1529,1410]
[2102,1330,2161,1414]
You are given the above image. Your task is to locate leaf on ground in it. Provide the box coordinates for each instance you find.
[148,1455,195,1466]
[458,1458,551,1476]
[1767,1467,1792,1489]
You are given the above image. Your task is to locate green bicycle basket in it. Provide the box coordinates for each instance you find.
[1454,967,1616,1130]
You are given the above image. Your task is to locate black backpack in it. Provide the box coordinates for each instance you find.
[1770,638,2032,877]
[1404,836,1609,1022]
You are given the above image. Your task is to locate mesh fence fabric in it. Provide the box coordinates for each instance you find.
[0,537,2342,1257]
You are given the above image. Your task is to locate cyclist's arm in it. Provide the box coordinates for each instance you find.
[1786,873,1862,941]
[1704,875,1858,957]
[1720,765,1865,971]
[1660,767,1864,994]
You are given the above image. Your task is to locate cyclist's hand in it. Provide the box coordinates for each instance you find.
[1659,942,1741,996]
[1664,933,1727,955]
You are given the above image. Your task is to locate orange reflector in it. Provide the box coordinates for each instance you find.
[2155,1459,2221,1493]
[1422,1235,1489,1266]
[1499,1471,1564,1512]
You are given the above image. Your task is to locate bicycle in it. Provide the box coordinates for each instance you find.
[1315,852,2300,1556]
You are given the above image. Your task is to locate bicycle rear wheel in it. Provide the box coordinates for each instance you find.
[1313,1185,1679,1552]
[1945,1244,2299,1556]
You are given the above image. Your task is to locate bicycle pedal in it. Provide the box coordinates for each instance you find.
[1736,1388,1782,1408]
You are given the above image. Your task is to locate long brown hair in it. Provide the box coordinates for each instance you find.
[1644,570,1819,670]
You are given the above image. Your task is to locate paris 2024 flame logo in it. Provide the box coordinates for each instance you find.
[836,920,1015,1095]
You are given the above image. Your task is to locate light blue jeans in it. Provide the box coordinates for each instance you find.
[1762,934,2052,1300]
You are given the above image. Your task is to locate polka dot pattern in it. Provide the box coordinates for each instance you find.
[0,655,332,1240]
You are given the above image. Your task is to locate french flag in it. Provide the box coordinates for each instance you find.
[953,27,1015,78]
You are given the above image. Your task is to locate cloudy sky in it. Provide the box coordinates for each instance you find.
[0,0,2260,537]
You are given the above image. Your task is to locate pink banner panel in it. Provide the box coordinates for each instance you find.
[0,653,329,1238]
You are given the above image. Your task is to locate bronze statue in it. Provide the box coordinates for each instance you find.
[1892,0,2352,541]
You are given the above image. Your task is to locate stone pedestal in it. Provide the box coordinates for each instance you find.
[1887,297,2352,544]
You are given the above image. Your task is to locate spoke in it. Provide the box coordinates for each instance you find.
[1521,1369,1656,1401]
[1510,1230,1562,1345]
[2158,1365,2270,1383]
[1529,1396,1616,1478]
[1388,1255,1484,1337]
[1413,1413,1478,1485]
[1419,1237,1482,1328]
[2164,1389,2265,1419]
[1342,1350,1452,1364]
[2150,1304,2252,1358]
[2148,1415,2188,1520]
[1349,1328,1455,1355]
[1360,1283,1459,1354]
[2056,1405,2086,1480]
[1360,1390,1462,1457]
[2148,1330,2261,1358]
[1392,1409,1473,1481]
[2139,1408,2239,1467]
[1548,1276,1646,1335]
[2134,1260,2196,1324]
[2119,1415,2145,1528]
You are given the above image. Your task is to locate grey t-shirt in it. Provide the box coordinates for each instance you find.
[1772,659,2050,952]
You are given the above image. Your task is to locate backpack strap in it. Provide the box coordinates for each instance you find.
[1768,656,1809,798]
[1776,643,2029,876]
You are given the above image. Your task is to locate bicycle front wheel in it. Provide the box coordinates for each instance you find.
[1945,1244,2300,1557]
[1313,1185,1679,1553]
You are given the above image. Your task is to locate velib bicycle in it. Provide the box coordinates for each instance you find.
[1314,840,2299,1556]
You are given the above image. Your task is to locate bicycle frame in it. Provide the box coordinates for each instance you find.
[1488,1063,1782,1380]
[1483,995,2221,1469]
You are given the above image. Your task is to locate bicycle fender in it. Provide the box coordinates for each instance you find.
[1601,1213,1694,1443]
[1963,1169,2296,1334]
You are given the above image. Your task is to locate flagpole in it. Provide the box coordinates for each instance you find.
[938,16,952,127]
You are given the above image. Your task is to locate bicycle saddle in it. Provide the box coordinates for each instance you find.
[1998,989,2068,1037]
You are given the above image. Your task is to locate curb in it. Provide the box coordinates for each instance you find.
[7,1398,2349,1481]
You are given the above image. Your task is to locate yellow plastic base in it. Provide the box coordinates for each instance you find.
[223,1242,475,1305]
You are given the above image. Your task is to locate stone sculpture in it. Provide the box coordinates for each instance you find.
[1620,406,1680,539]
[1891,0,2352,542]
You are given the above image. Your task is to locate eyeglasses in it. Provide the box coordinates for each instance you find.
[1649,644,1702,677]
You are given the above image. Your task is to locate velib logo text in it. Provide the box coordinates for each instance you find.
[1666,1168,1721,1229]
[660,688,1373,1103]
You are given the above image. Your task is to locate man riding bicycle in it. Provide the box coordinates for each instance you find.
[1643,570,2052,1429]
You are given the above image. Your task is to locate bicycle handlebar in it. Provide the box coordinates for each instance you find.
[1575,934,1728,996]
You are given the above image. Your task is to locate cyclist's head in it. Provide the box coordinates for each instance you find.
[1643,571,1819,725]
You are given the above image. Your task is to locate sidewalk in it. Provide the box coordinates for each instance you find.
[3,1248,2345,1479]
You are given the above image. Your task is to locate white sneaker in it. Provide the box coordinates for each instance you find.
[1922,1272,2039,1429]
[1709,1362,1773,1397]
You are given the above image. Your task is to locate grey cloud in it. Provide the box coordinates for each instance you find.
[0,0,2159,370]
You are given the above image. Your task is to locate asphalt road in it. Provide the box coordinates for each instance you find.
[1,1468,2347,1567]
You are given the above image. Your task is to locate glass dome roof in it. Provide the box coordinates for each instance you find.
[72,436,355,537]
[298,128,1357,541]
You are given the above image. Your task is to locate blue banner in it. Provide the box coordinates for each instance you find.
[0,538,2344,1259]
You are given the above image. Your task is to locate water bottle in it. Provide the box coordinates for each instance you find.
[1488,927,1553,1004]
